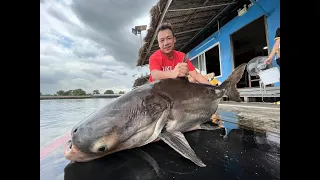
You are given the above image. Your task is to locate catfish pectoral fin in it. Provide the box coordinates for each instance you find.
[159,131,206,167]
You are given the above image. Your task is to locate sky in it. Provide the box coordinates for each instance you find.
[40,0,158,95]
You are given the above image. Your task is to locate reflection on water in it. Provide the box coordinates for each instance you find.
[40,98,117,180]
[40,99,280,180]
[216,110,240,138]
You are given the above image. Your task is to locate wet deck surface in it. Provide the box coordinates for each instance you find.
[217,101,280,134]
[40,102,280,180]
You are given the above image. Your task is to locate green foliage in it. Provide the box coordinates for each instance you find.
[104,90,114,94]
[56,88,87,96]
[93,90,100,94]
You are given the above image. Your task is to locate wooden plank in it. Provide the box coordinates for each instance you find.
[239,90,280,94]
[240,95,280,97]
[238,87,280,92]
[216,102,280,134]
[240,91,280,95]
[226,86,281,99]
[239,86,280,90]
[223,94,280,98]
[240,90,279,94]
[242,94,280,97]
[223,88,280,98]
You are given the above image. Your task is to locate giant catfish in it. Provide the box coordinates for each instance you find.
[64,63,247,167]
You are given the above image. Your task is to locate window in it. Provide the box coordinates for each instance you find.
[191,53,206,75]
[190,43,221,77]
[204,44,221,76]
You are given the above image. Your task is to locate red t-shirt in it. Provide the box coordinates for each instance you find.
[148,50,196,82]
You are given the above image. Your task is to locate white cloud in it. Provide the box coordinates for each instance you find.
[40,0,156,94]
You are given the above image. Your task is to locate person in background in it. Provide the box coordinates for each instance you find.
[148,22,211,84]
[264,27,280,66]
[264,27,280,105]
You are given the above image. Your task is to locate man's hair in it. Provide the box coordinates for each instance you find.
[157,22,175,37]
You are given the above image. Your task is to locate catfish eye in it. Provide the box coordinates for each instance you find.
[98,145,107,152]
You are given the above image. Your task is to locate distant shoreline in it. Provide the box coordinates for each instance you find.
[40,94,122,100]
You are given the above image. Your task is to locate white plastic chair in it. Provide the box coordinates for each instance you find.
[258,67,280,94]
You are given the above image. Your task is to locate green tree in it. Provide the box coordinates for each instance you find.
[119,91,125,94]
[104,90,114,94]
[56,90,65,96]
[93,90,100,94]
[64,90,73,96]
[40,92,42,96]
[72,88,87,96]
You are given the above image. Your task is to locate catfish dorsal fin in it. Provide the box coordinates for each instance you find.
[158,131,206,167]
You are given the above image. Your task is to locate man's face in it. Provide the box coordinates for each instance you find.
[157,29,176,54]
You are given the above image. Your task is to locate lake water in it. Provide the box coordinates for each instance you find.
[40,98,116,148]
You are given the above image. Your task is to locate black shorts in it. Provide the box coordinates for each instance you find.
[276,58,280,67]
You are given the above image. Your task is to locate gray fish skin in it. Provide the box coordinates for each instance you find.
[64,63,247,167]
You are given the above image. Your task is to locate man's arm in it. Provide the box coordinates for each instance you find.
[268,39,280,60]
[186,59,211,85]
[149,55,176,80]
[189,70,211,85]
[265,27,280,64]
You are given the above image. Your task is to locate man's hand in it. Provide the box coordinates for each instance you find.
[264,57,272,64]
[173,62,189,77]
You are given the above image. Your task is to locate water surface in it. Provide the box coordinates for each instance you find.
[40,98,115,147]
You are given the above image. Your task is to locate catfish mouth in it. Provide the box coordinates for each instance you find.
[64,139,99,163]
[64,140,76,161]
[65,140,72,153]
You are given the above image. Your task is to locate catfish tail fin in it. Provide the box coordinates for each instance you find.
[217,63,247,102]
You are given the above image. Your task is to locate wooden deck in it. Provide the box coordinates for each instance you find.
[216,101,280,135]
[223,86,280,102]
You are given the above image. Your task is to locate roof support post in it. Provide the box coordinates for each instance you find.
[140,0,173,66]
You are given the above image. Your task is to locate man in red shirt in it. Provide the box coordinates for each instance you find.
[148,22,211,84]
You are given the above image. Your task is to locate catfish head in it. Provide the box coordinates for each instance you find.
[63,102,142,162]
[64,89,168,162]
[64,114,123,162]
